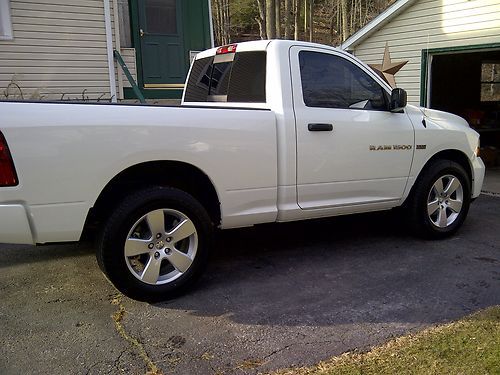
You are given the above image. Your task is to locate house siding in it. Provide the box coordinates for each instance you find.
[0,0,135,101]
[120,47,137,88]
[350,0,500,105]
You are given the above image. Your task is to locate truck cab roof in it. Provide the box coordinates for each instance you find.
[195,39,347,60]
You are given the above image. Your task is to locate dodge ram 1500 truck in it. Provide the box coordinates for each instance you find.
[0,40,485,301]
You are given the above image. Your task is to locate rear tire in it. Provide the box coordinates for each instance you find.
[97,187,213,302]
[408,160,471,239]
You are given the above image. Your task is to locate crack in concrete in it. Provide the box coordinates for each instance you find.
[85,361,100,375]
[263,344,293,360]
[112,349,127,372]
[110,294,163,375]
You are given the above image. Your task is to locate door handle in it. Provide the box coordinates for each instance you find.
[140,28,145,37]
[308,123,333,131]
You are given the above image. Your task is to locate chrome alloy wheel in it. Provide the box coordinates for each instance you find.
[427,174,464,228]
[124,209,198,285]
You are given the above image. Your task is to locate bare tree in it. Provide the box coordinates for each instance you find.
[340,0,348,42]
[212,0,231,45]
[308,0,313,42]
[211,0,393,47]
[294,0,301,40]
[256,0,267,39]
[284,0,292,39]
[266,0,276,39]
[212,0,220,44]
[224,0,231,44]
[329,6,336,44]
[275,0,281,38]
[303,0,307,35]
[217,0,225,44]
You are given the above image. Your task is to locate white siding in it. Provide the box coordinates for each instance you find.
[351,0,500,105]
[0,0,138,101]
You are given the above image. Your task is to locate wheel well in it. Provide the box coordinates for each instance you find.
[82,161,221,240]
[423,150,473,183]
[404,149,473,205]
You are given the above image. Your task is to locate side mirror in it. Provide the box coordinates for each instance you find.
[389,88,407,112]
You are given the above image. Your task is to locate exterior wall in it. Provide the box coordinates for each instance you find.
[351,0,500,105]
[0,0,134,101]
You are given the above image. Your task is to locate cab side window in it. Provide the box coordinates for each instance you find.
[299,51,388,111]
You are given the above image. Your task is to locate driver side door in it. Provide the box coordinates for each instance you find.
[291,46,414,210]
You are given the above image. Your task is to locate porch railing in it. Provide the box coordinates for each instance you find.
[113,50,146,104]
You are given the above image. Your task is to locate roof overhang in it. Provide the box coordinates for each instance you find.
[340,0,417,51]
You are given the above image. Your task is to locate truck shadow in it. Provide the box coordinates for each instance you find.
[153,196,500,327]
[0,242,94,269]
[1,196,498,329]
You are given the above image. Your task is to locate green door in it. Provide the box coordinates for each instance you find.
[138,0,185,88]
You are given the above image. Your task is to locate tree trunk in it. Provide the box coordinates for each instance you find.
[284,0,291,39]
[266,0,276,39]
[223,0,230,44]
[256,0,267,39]
[211,0,218,45]
[349,0,354,34]
[294,0,301,40]
[304,0,307,34]
[217,0,224,44]
[336,0,340,43]
[365,0,369,25]
[329,7,335,44]
[308,0,313,42]
[275,0,281,38]
[359,0,362,29]
[340,0,348,42]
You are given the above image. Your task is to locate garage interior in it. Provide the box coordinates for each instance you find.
[429,48,500,193]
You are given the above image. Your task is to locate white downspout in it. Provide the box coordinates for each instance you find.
[207,0,215,47]
[112,0,123,100]
[104,0,117,102]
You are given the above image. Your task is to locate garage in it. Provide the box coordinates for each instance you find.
[426,47,500,169]
[341,0,500,193]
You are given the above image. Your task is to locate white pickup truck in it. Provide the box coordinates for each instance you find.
[0,40,485,301]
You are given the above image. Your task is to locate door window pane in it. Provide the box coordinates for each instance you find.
[118,0,132,47]
[299,51,387,110]
[145,0,177,35]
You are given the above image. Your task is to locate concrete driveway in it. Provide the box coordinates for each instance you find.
[1,195,499,375]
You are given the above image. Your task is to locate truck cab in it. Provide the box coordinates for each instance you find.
[183,40,484,219]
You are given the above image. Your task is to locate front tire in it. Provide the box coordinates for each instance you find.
[97,187,213,302]
[408,160,471,239]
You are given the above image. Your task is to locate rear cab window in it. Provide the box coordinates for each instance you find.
[183,48,266,103]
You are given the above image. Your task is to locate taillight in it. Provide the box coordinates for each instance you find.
[0,131,18,186]
[216,44,237,55]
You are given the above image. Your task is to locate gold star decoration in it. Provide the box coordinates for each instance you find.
[368,43,408,88]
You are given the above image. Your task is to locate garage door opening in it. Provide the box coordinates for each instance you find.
[426,47,500,193]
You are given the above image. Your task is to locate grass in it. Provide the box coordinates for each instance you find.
[271,306,500,375]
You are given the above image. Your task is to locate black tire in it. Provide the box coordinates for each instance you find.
[97,186,213,302]
[408,159,471,239]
